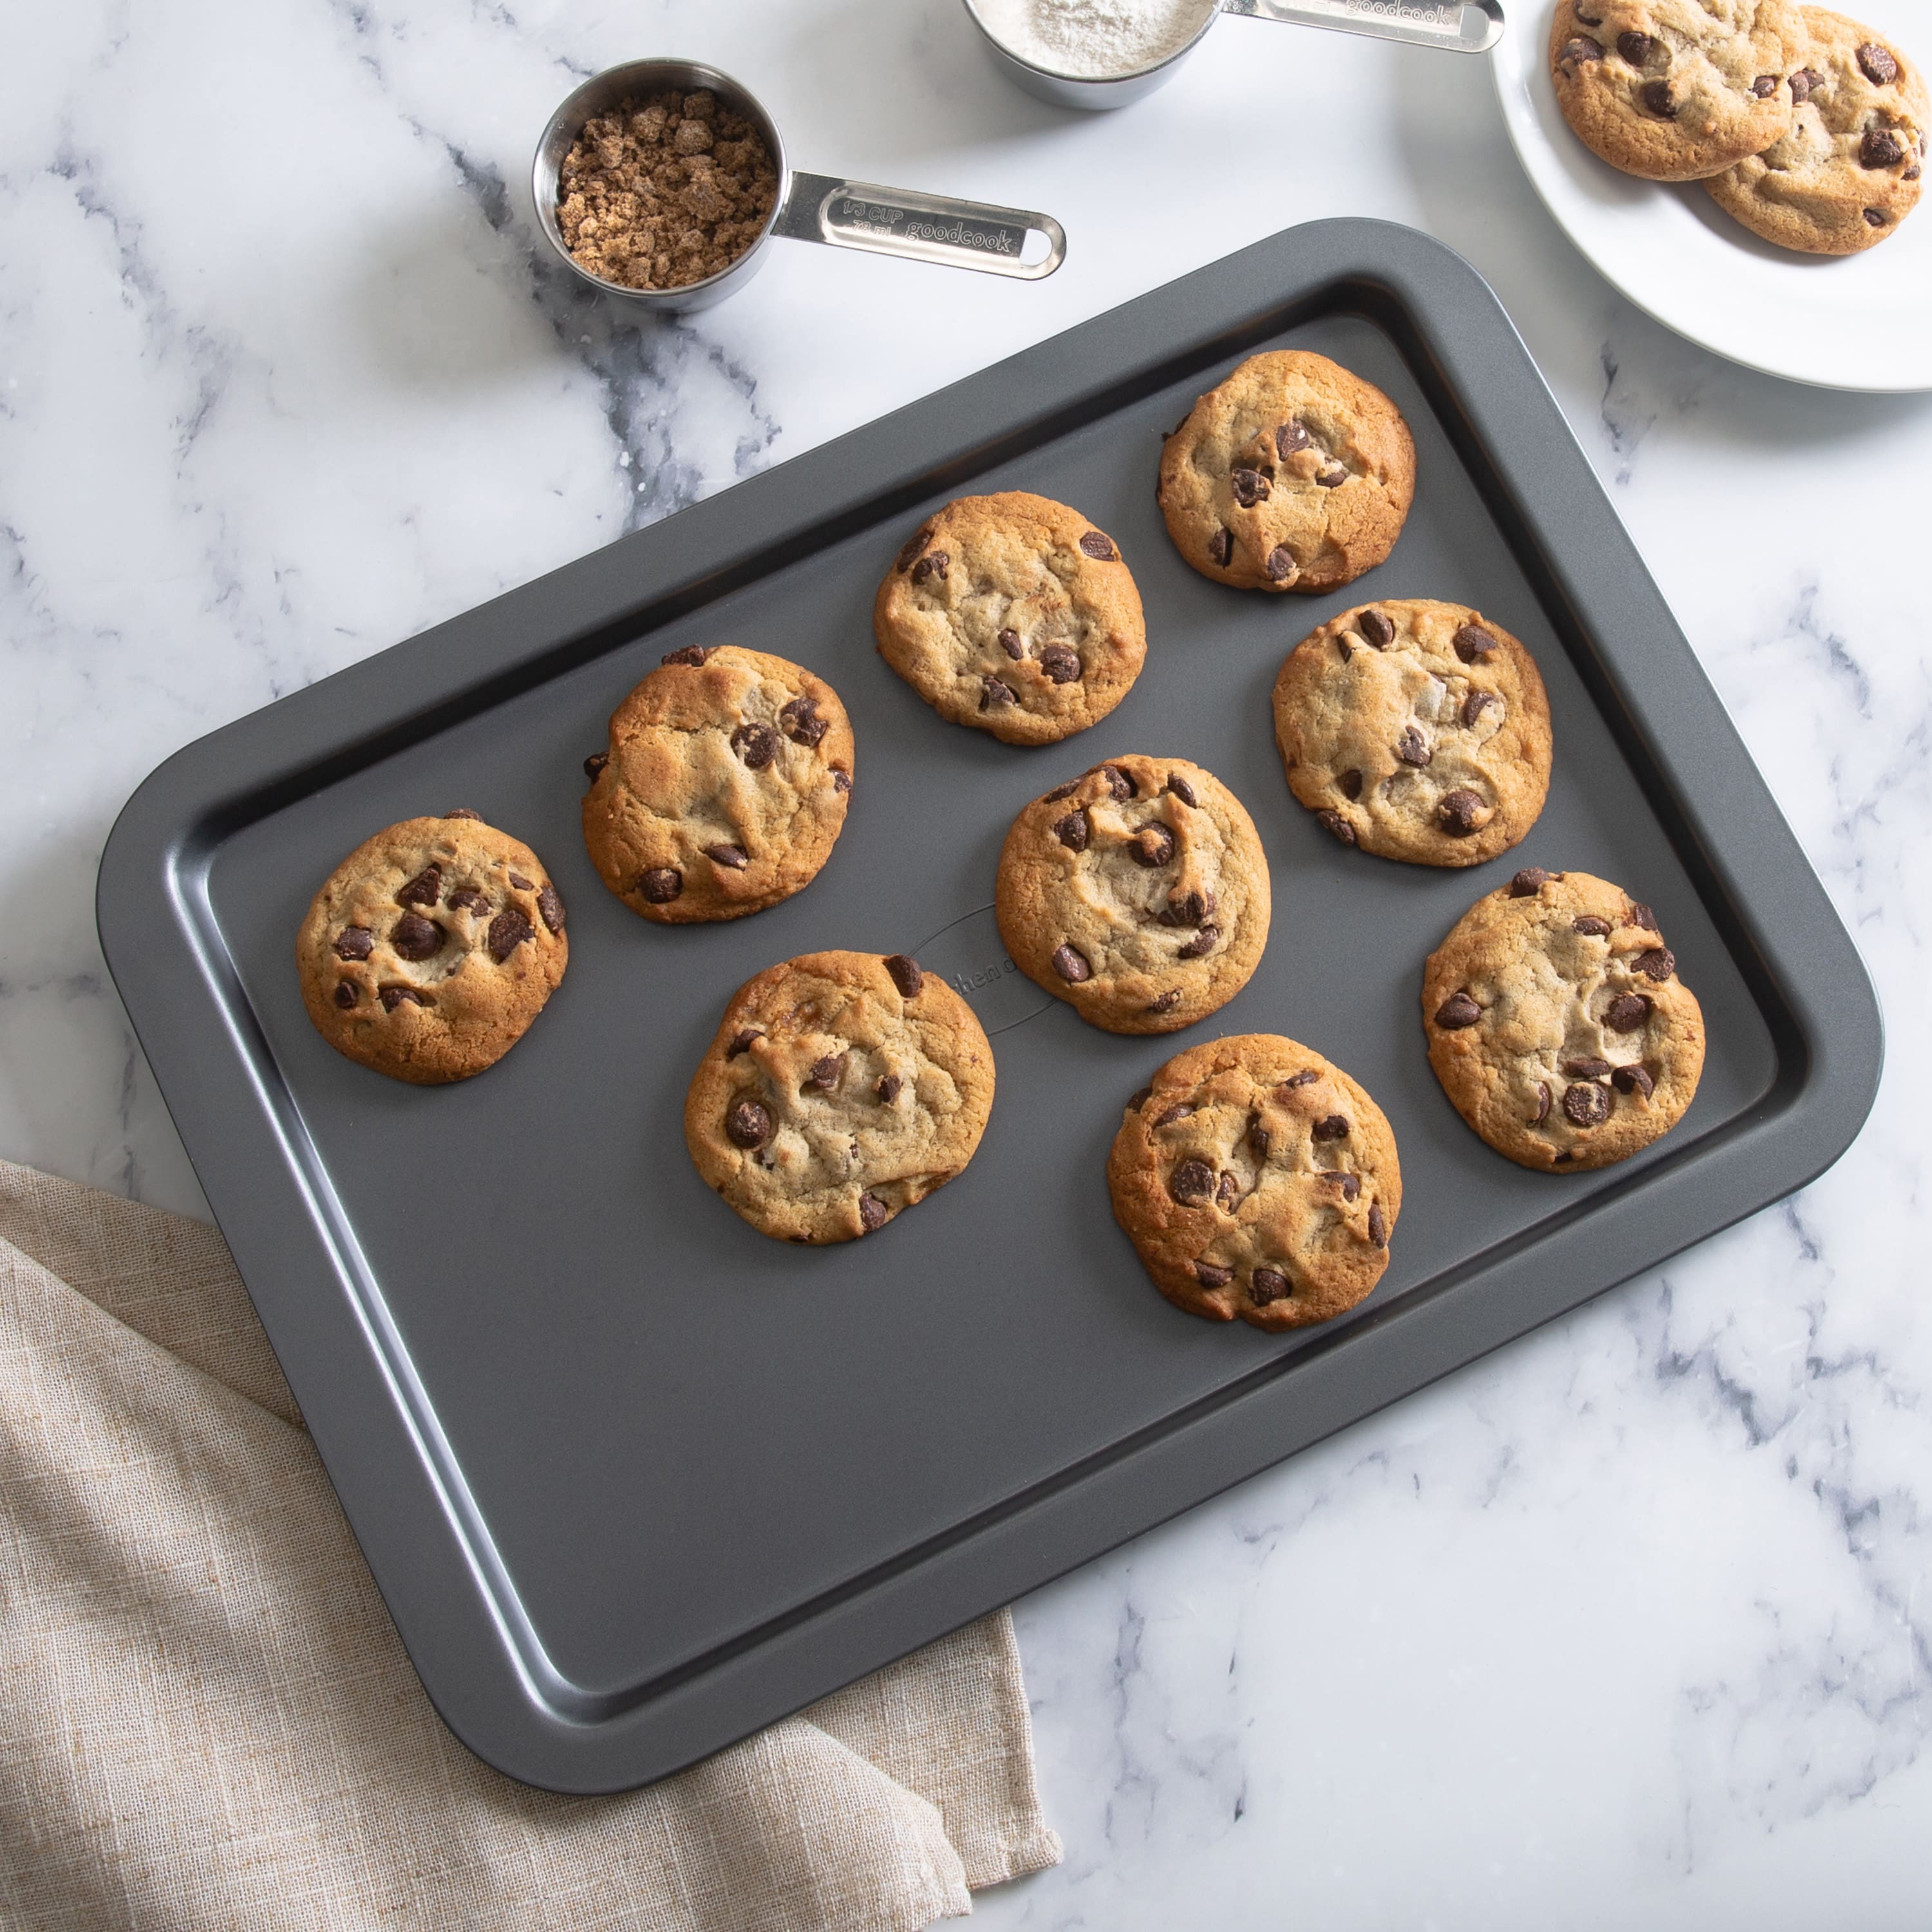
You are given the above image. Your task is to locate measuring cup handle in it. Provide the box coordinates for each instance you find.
[772,174,1066,279]
[1220,0,1504,53]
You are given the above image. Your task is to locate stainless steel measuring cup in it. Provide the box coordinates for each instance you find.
[534,59,1067,312]
[963,0,1506,111]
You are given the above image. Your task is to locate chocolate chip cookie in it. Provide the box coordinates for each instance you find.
[873,492,1147,746]
[684,950,996,1244]
[1108,1034,1401,1332]
[1273,599,1553,867]
[1550,0,1804,181]
[1157,350,1416,596]
[1705,8,1926,252]
[995,755,1271,1036]
[1423,868,1706,1171]
[296,811,568,1084]
[582,645,854,923]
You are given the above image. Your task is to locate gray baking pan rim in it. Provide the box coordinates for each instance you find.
[99,219,1880,1791]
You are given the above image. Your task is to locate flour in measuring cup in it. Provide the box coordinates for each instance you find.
[972,0,1217,79]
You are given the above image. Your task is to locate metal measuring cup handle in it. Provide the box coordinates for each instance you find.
[1220,0,1504,54]
[771,175,1065,279]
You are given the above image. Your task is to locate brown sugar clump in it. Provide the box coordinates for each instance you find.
[555,90,780,291]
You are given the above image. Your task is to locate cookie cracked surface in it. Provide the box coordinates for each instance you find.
[296,811,568,1084]
[1423,868,1706,1171]
[582,644,854,924]
[1274,598,1553,867]
[996,755,1271,1036]
[685,950,996,1244]
[1549,0,1804,181]
[1705,7,1926,252]
[1108,1034,1401,1332]
[1157,350,1416,596]
[873,492,1146,746]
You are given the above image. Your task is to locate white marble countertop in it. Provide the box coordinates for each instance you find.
[6,1,1930,1924]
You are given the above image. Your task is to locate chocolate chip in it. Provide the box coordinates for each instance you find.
[1858,42,1899,85]
[730,721,779,770]
[1275,420,1310,458]
[778,695,828,746]
[1101,764,1138,800]
[910,549,949,586]
[1079,530,1118,560]
[1216,1170,1239,1209]
[1359,609,1395,648]
[884,954,923,997]
[391,913,442,961]
[1052,809,1090,853]
[1510,868,1553,896]
[1573,916,1611,936]
[726,1099,772,1149]
[379,987,425,1012]
[1130,823,1176,867]
[1316,808,1358,847]
[1605,992,1651,1031]
[536,885,565,934]
[1751,73,1777,96]
[1230,467,1271,507]
[1533,1082,1551,1124]
[1864,208,1890,226]
[728,1028,764,1057]
[1051,944,1091,983]
[444,808,481,821]
[1164,774,1197,807]
[1039,643,1081,685]
[1046,778,1082,802]
[446,887,489,916]
[895,528,931,573]
[1324,1171,1361,1203]
[640,867,682,904]
[1573,0,1602,20]
[1338,770,1364,802]
[508,873,535,892]
[1626,902,1660,933]
[1128,1086,1153,1114]
[1862,128,1905,168]
[486,909,533,961]
[876,1073,902,1103]
[334,927,374,961]
[1177,925,1219,960]
[804,1053,846,1092]
[1790,68,1823,102]
[1642,79,1676,117]
[1195,1261,1234,1289]
[1148,990,1182,1014]
[858,1191,891,1232]
[1434,991,1482,1029]
[1209,527,1235,568]
[1461,690,1497,728]
[1563,1083,1610,1128]
[1250,1269,1291,1306]
[705,843,749,869]
[1613,1064,1655,1098]
[1564,1057,1613,1079]
[1559,35,1604,64]
[1553,1151,1573,1164]
[1312,1115,1349,1142]
[1616,29,1651,62]
[661,645,710,667]
[1280,1070,1319,1090]
[1170,1158,1216,1206]
[1906,166,1922,181]
[1367,1203,1387,1249]
[1155,1101,1196,1127]
[833,771,851,793]
[1315,462,1348,488]
[1437,788,1486,836]
[1249,1121,1273,1160]
[1265,545,1297,583]
[1637,947,1676,981]
[397,865,442,908]
[334,981,357,1009]
[1159,890,1211,927]
[998,628,1025,661]
[1452,624,1496,663]
[1396,726,1431,768]
[584,752,609,782]
[980,674,1017,709]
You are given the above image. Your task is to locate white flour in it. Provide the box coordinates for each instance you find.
[972,0,1217,79]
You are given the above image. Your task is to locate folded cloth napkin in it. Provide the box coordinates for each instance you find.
[0,1161,1059,1930]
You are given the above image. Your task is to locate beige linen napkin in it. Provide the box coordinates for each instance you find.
[0,1160,1059,1931]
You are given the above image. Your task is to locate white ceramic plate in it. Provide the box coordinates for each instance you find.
[1492,1,1932,390]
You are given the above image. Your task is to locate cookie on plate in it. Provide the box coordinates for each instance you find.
[685,950,995,1244]
[1422,867,1706,1172]
[1156,350,1416,595]
[873,492,1146,746]
[1108,1034,1401,1332]
[582,645,854,923]
[1273,598,1553,867]
[996,755,1271,1035]
[1549,0,1804,182]
[1705,8,1926,253]
[296,810,567,1084]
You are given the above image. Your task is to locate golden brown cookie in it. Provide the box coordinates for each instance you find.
[996,756,1271,1036]
[1157,350,1416,596]
[1705,8,1926,252]
[1273,598,1553,867]
[296,811,568,1084]
[1108,1034,1401,1332]
[1423,867,1707,1172]
[873,492,1146,746]
[684,950,996,1244]
[582,644,853,923]
[1549,0,1804,182]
